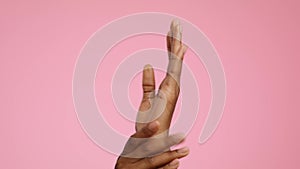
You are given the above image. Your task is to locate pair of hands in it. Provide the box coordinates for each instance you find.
[115,20,188,169]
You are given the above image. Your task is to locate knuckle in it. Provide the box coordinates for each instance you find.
[143,85,155,92]
[142,128,153,137]
[171,150,179,158]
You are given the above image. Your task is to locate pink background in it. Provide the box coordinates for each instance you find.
[1,0,300,168]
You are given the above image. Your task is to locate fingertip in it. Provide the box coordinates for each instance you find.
[144,64,153,70]
[148,121,160,131]
[171,19,180,29]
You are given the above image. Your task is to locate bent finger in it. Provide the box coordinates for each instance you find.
[131,133,185,158]
[158,159,180,169]
[122,121,160,156]
[132,121,160,138]
[136,147,189,169]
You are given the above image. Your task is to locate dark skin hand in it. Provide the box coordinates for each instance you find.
[115,19,188,169]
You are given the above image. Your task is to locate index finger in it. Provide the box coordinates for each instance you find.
[165,20,188,87]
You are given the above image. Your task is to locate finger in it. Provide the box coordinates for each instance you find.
[132,121,160,138]
[136,147,189,169]
[122,121,160,156]
[167,44,187,77]
[162,20,186,89]
[177,44,188,59]
[159,159,180,169]
[142,64,155,101]
[167,31,172,53]
[165,44,187,82]
[166,53,183,82]
[132,133,185,157]
[136,65,156,132]
[170,19,182,53]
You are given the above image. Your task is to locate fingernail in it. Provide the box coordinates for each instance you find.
[177,147,189,154]
[172,19,180,27]
[144,64,152,70]
[169,159,179,166]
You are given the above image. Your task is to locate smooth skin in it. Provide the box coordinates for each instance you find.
[115,19,188,169]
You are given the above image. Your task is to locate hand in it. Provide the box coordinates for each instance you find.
[115,19,188,169]
[136,19,187,135]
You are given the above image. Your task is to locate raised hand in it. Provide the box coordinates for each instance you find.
[136,19,187,135]
[115,19,188,169]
